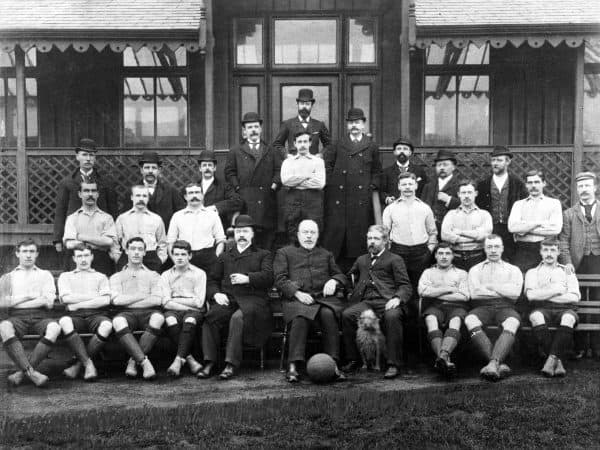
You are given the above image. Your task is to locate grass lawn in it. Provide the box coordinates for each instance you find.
[1,367,598,449]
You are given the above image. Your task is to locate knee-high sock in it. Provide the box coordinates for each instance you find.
[139,326,162,355]
[491,330,516,363]
[440,328,461,355]
[166,323,181,345]
[427,329,443,356]
[3,337,31,371]
[532,324,552,356]
[469,327,492,361]
[176,322,197,358]
[86,334,108,358]
[550,326,574,360]
[116,328,145,363]
[64,331,90,363]
[29,337,55,369]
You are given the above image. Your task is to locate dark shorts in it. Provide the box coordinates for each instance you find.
[164,309,206,324]
[67,309,112,334]
[468,305,521,326]
[422,299,468,325]
[1,308,59,338]
[529,303,579,326]
[114,309,163,331]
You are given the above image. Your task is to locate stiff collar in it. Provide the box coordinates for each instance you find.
[298,115,310,123]
[14,265,40,272]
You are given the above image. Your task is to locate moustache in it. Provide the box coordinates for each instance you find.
[237,237,247,242]
[397,154,409,163]
[190,197,202,202]
[136,201,146,205]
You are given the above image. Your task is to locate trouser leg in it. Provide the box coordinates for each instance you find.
[224,310,244,367]
[318,307,340,361]
[288,317,310,363]
[384,308,405,366]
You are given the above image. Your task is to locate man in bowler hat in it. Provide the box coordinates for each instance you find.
[380,137,429,204]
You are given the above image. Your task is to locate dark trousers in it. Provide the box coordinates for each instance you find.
[390,242,431,296]
[513,241,542,274]
[494,223,515,263]
[453,249,486,272]
[575,254,600,353]
[284,189,324,239]
[191,248,217,274]
[117,250,162,273]
[202,305,244,367]
[342,300,406,367]
[288,306,339,363]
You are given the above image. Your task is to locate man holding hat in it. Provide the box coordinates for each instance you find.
[273,88,331,157]
[421,149,461,233]
[198,214,274,380]
[225,112,282,250]
[322,108,382,267]
[476,146,528,262]
[53,138,118,253]
[380,137,429,204]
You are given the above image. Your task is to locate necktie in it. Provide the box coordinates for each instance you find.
[370,254,378,264]
[583,203,595,222]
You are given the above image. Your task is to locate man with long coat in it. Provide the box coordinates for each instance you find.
[322,108,382,265]
[274,219,348,382]
[225,112,282,250]
[197,215,273,380]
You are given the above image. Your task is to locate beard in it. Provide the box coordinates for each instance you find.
[299,108,310,119]
[396,153,409,164]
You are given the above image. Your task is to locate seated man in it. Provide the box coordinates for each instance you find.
[198,215,273,380]
[525,238,580,377]
[57,244,113,381]
[341,225,412,379]
[466,235,523,381]
[110,237,165,380]
[161,240,206,377]
[274,219,348,382]
[418,242,469,377]
[0,239,60,387]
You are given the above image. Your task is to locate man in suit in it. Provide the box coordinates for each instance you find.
[476,146,528,262]
[341,225,412,379]
[421,149,461,235]
[225,112,282,250]
[380,137,428,204]
[322,108,382,268]
[273,88,331,157]
[53,138,118,253]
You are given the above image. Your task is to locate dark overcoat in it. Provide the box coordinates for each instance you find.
[475,173,528,220]
[224,141,282,230]
[379,161,429,203]
[200,176,245,229]
[205,245,274,347]
[53,169,118,243]
[272,117,331,156]
[322,134,382,259]
[121,179,185,230]
[420,175,461,226]
[273,245,348,323]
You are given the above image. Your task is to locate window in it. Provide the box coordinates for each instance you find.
[424,43,490,145]
[235,18,264,66]
[273,19,338,66]
[347,18,376,65]
[584,42,600,144]
[123,46,186,67]
[280,84,330,128]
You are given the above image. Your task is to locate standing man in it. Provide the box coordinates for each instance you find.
[508,170,562,273]
[476,146,528,262]
[323,108,382,267]
[525,239,580,377]
[115,185,168,272]
[442,179,493,271]
[57,244,113,381]
[0,240,60,387]
[63,182,119,277]
[380,137,428,204]
[198,215,273,380]
[382,172,438,293]
[280,130,326,237]
[341,225,412,379]
[53,138,118,254]
[418,242,470,377]
[110,237,165,380]
[421,149,461,234]
[273,88,331,157]
[161,240,206,377]
[225,112,282,250]
[167,183,226,274]
[465,235,523,381]
[274,219,348,382]
[196,149,244,231]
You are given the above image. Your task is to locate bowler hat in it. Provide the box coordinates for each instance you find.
[296,88,315,103]
[75,138,98,153]
[575,171,597,183]
[138,151,161,166]
[392,137,415,152]
[434,149,457,164]
[197,150,217,164]
[241,112,263,125]
[233,214,255,228]
[346,108,366,122]
[490,145,513,159]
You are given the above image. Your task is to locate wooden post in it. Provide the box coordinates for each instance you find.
[15,46,28,225]
[572,44,584,204]
[204,0,214,150]
[399,0,412,137]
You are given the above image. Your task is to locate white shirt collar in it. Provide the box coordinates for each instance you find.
[438,173,453,189]
[396,161,410,169]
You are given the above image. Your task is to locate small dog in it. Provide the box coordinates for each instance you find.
[356,309,387,371]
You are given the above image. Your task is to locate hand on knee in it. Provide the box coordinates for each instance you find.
[560,313,576,328]
[97,320,113,338]
[424,315,439,333]
[165,316,179,327]
[149,313,165,329]
[464,314,481,331]
[0,321,16,341]
[58,316,74,334]
[112,316,128,332]
[529,311,545,327]
[44,322,62,342]
[184,317,197,325]
[502,317,520,334]
[448,317,462,330]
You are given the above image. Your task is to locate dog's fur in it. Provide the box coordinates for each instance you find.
[356,309,387,371]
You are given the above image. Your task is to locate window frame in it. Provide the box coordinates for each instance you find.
[233,17,266,69]
[345,17,379,67]
[583,43,600,145]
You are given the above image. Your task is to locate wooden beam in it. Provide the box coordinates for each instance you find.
[204,0,214,150]
[572,44,584,204]
[15,46,28,225]
[399,0,411,137]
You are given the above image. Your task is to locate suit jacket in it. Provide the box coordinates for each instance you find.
[272,116,331,157]
[348,250,412,304]
[421,175,461,225]
[476,173,528,222]
[380,161,429,203]
[559,203,600,268]
[53,169,118,243]
[199,176,244,229]
[121,179,185,230]
[224,140,282,229]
